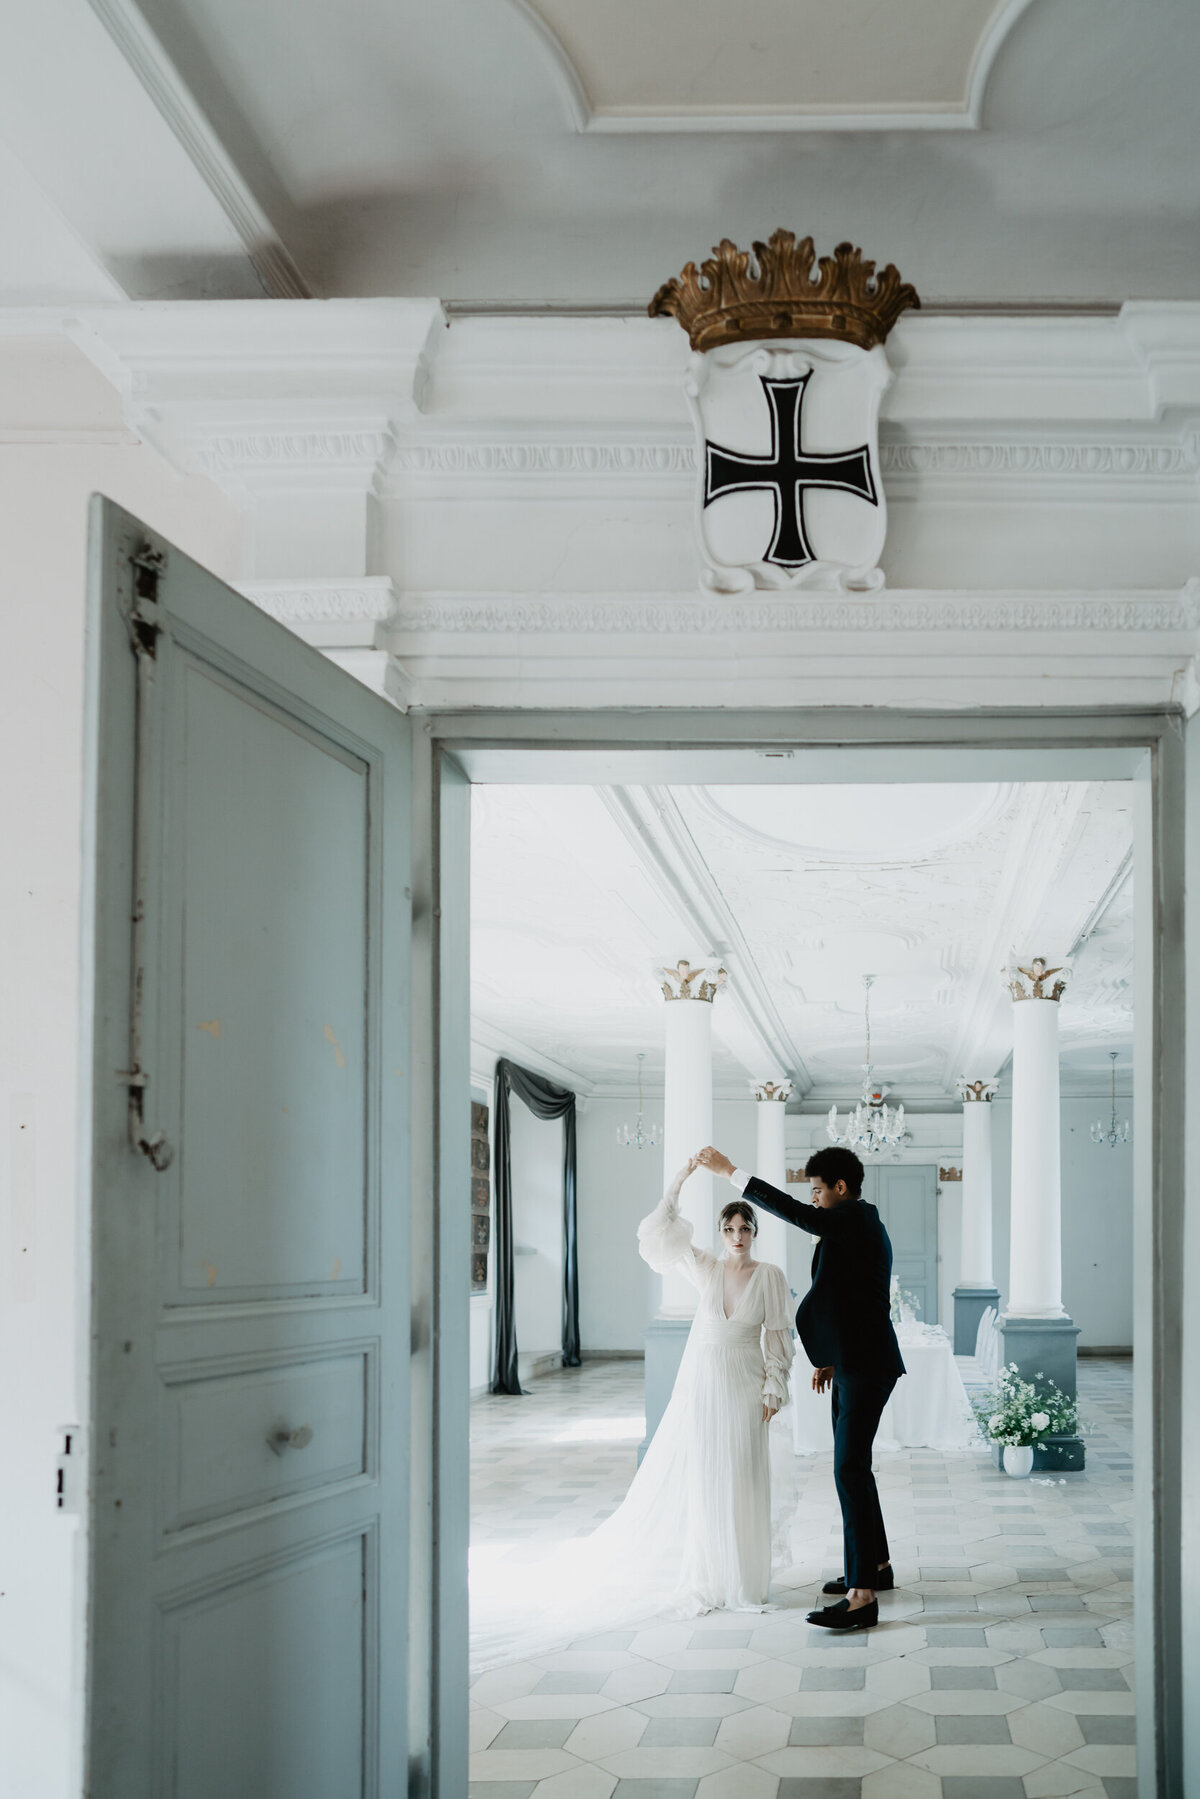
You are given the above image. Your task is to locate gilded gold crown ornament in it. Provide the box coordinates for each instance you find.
[660,959,728,1003]
[649,231,920,355]
[1003,957,1069,1003]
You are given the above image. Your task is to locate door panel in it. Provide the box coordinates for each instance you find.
[163,1531,369,1799]
[159,1345,373,1536]
[83,499,411,1799]
[173,657,371,1304]
[863,1164,939,1324]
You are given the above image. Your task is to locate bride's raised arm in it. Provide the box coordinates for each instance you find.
[637,1156,716,1288]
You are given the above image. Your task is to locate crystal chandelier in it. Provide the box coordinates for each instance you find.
[827,976,907,1156]
[1091,1051,1130,1149]
[617,1053,662,1150]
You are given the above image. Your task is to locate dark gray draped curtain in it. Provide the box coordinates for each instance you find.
[491,1058,579,1396]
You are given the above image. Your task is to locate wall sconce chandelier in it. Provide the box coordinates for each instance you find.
[827,975,908,1157]
[618,1053,662,1150]
[1091,1051,1130,1149]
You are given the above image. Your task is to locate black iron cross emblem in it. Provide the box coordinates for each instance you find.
[704,373,877,568]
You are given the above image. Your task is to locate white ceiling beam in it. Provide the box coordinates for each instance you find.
[86,0,311,298]
[471,1018,596,1097]
[598,787,813,1092]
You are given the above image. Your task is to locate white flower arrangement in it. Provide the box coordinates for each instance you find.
[971,1364,1079,1449]
[889,1274,921,1324]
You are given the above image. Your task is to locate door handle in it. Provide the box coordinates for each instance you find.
[266,1423,314,1456]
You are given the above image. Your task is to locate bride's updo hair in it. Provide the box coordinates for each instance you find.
[718,1199,758,1237]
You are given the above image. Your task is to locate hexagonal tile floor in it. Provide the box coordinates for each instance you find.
[470,1358,1134,1799]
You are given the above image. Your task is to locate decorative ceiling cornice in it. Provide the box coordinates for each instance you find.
[391,586,1200,636]
[386,432,1200,499]
[240,578,398,626]
[195,428,397,476]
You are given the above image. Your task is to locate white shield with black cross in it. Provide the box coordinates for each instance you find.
[685,338,892,594]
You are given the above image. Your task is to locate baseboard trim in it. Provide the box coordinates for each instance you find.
[1078,1345,1132,1357]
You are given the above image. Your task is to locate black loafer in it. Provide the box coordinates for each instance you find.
[823,1565,895,1595]
[806,1598,879,1631]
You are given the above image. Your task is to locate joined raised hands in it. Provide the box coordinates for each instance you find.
[696,1144,736,1178]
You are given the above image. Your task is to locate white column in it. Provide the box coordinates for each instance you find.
[1006,960,1068,1316]
[752,1081,793,1273]
[955,1079,998,1287]
[659,961,726,1317]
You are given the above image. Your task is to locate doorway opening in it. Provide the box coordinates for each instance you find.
[437,724,1166,1797]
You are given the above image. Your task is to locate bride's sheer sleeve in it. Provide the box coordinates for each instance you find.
[760,1262,796,1409]
[637,1165,716,1289]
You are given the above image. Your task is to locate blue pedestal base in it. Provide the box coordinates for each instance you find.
[640,1317,691,1465]
[999,1311,1081,1400]
[953,1285,1002,1355]
[997,1311,1084,1470]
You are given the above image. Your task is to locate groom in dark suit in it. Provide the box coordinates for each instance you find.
[698,1143,905,1631]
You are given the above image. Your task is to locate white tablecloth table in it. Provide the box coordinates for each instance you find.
[790,1322,978,1454]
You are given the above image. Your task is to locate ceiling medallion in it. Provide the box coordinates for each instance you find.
[649,232,919,597]
[826,975,908,1157]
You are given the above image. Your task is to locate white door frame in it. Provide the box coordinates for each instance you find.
[410,706,1188,1799]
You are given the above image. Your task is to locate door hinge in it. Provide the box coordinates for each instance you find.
[56,1425,87,1515]
[123,539,174,1172]
[128,544,167,658]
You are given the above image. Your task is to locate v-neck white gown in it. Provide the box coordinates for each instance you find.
[633,1172,796,1613]
[470,1172,795,1670]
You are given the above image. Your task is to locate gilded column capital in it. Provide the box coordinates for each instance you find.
[660,959,728,1003]
[751,1079,793,1103]
[1002,956,1069,1003]
[955,1078,1000,1104]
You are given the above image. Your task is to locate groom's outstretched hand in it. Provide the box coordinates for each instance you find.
[697,1145,736,1178]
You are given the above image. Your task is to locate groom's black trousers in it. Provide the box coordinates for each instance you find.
[831,1370,898,1589]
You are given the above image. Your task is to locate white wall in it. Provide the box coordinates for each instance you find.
[576,1098,758,1352]
[0,338,243,1799]
[510,1101,564,1358]
[990,1094,1134,1348]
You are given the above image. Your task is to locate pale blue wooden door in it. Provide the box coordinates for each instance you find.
[863,1164,939,1324]
[82,500,412,1799]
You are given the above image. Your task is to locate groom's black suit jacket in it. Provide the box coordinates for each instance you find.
[744,1177,906,1379]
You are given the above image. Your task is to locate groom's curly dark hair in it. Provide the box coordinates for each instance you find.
[804,1146,865,1197]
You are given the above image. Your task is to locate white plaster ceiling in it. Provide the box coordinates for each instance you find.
[470,778,1134,1101]
[0,0,1197,304]
[521,0,1027,123]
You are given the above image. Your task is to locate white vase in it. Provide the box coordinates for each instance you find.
[1003,1443,1034,1478]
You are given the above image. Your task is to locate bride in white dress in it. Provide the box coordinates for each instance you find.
[470,1156,795,1669]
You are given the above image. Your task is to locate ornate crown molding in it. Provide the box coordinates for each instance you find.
[391,586,1200,637]
[885,438,1200,482]
[1004,957,1070,1003]
[955,1078,1000,1103]
[194,427,395,478]
[240,577,398,626]
[391,443,695,479]
[386,434,1200,493]
[751,1080,794,1102]
[649,231,919,353]
[660,959,727,1003]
